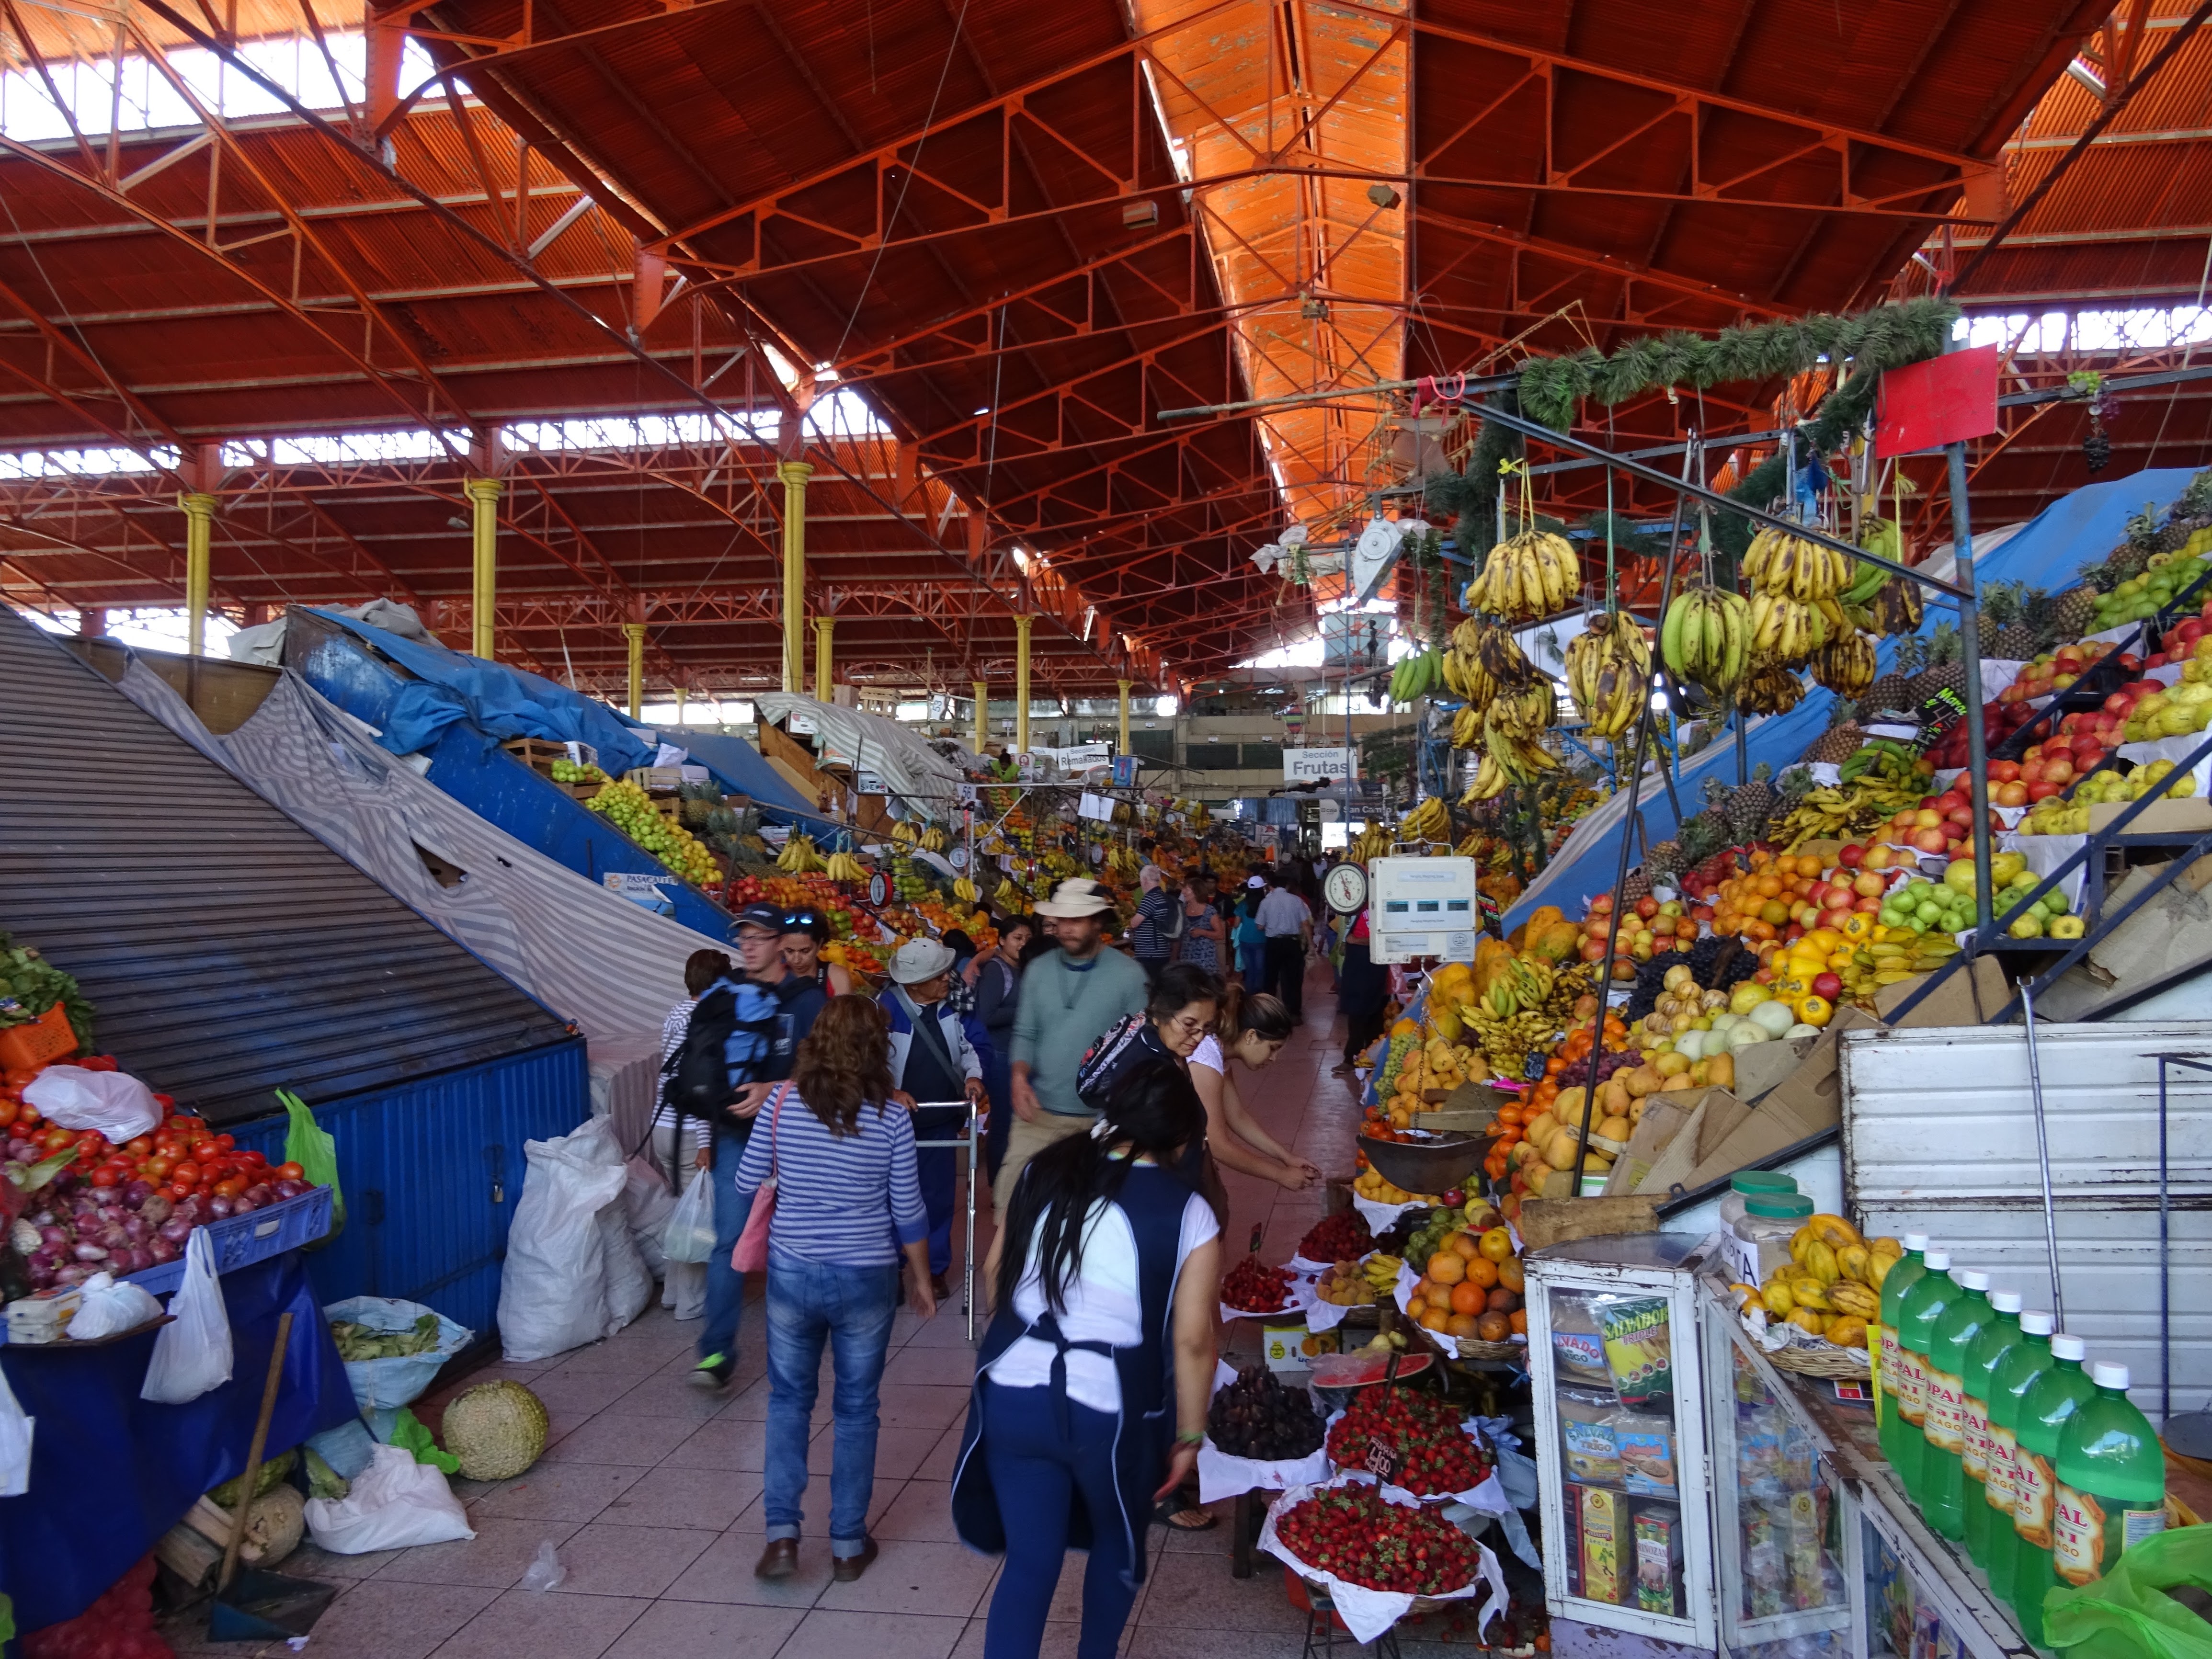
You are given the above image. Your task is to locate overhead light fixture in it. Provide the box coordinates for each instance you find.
[1366,184,1400,209]
[1300,295,1328,321]
[1122,199,1159,228]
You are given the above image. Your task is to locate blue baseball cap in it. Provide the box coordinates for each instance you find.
[734,902,787,935]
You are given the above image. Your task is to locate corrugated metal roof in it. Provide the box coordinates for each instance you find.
[0,604,575,1123]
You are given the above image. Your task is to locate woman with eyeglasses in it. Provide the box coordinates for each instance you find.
[781,908,855,997]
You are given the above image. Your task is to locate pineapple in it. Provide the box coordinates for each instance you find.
[2158,521,2194,554]
[1642,837,1685,893]
[1678,810,1729,869]
[2105,503,2162,584]
[1862,666,1913,716]
[1724,764,1779,842]
[1993,583,2040,661]
[1906,623,1967,705]
[1975,583,2011,656]
[1808,701,1868,763]
[2049,583,2100,641]
[2175,468,2212,526]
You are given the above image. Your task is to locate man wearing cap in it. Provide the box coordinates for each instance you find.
[878,939,986,1300]
[999,878,1150,1218]
[685,902,829,1390]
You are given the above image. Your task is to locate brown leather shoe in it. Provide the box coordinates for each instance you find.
[754,1539,798,1580]
[831,1538,880,1582]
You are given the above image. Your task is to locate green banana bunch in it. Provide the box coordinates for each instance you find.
[1660,584,1750,696]
[1388,648,1445,705]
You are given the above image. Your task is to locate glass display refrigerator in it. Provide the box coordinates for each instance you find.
[1527,1234,2033,1659]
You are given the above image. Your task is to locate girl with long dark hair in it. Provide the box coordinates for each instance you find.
[1188,984,1322,1190]
[951,1060,1222,1659]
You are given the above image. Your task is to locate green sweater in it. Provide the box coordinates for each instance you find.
[1010,946,1151,1116]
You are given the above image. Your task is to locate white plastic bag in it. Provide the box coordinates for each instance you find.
[598,1201,653,1330]
[660,1164,716,1265]
[302,1443,474,1554]
[141,1227,233,1403]
[23,1066,160,1141]
[495,1121,626,1362]
[65,1271,163,1340]
[623,1155,677,1275]
[0,1362,32,1497]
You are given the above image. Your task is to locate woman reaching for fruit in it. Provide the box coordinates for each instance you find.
[1188,987,1320,1191]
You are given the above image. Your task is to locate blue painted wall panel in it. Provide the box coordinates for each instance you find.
[232,1038,590,1338]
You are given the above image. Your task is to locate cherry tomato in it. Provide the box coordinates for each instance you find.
[213,1134,235,1152]
[170,1161,201,1188]
[274,1163,305,1183]
[15,1104,37,1128]
[90,1166,120,1188]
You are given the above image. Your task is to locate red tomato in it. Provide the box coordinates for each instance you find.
[0,1101,17,1130]
[74,1130,107,1149]
[213,1134,235,1151]
[43,1127,80,1150]
[170,1161,201,1188]
[212,1178,244,1200]
[274,1163,305,1183]
[123,1136,152,1159]
[89,1166,120,1188]
[169,1183,194,1202]
[240,1150,268,1166]
[143,1157,172,1180]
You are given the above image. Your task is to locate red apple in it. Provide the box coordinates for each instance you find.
[2073,746,2106,773]
[2105,692,2135,715]
[2044,758,2075,784]
[1854,894,1883,913]
[1589,893,1614,914]
[1853,871,1886,898]
[1812,972,1843,1001]
[2119,653,2144,673]
[1911,828,1950,854]
[1823,888,1855,912]
[2054,672,2079,690]
[1988,760,2021,784]
[2000,683,2028,705]
[1996,781,2029,807]
[1635,895,1659,920]
[2026,779,2063,802]
[1838,842,1866,868]
[1864,844,1897,870]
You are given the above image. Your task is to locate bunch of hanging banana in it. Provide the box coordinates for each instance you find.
[1564,612,1651,739]
[776,833,825,874]
[1441,618,1535,708]
[1399,796,1451,842]
[1810,630,1879,699]
[1748,590,1848,668]
[1348,826,1392,862]
[1464,702,1561,801]
[1660,585,1750,697]
[1736,663,1807,716]
[952,876,980,903]
[1742,526,1853,601]
[823,851,868,882]
[920,826,950,853]
[1463,527,1579,623]
[1387,648,1445,704]
[1869,574,1923,636]
[890,821,919,845]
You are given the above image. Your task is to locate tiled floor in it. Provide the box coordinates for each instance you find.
[163,968,1452,1659]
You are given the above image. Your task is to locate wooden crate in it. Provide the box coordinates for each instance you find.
[501,737,570,775]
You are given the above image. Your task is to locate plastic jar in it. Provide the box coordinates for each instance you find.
[1719,1170,1800,1234]
[1735,1192,1815,1283]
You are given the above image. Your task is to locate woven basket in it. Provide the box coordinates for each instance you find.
[1764,1341,1872,1379]
[1452,1337,1528,1362]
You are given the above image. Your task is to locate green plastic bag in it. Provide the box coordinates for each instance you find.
[278,1088,345,1244]
[2044,1519,2212,1659]
[388,1407,460,1475]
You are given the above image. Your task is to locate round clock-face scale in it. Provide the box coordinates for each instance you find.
[1323,862,1368,914]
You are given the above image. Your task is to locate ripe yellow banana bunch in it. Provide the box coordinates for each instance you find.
[1736,663,1806,716]
[823,851,867,882]
[1810,629,1878,699]
[1444,619,1538,708]
[1564,612,1651,739]
[1464,528,1578,623]
[1349,827,1392,862]
[1474,705,1560,797]
[776,833,824,873]
[1488,680,1556,741]
[1399,796,1450,841]
[920,826,949,853]
[1659,585,1750,697]
[1743,526,1853,602]
[890,821,919,845]
[1450,703,1483,750]
[952,876,979,903]
[1747,590,1833,668]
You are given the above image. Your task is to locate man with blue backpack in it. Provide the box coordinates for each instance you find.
[663,902,828,1390]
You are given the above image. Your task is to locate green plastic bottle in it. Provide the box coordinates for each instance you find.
[2011,1332,2096,1646]
[1894,1248,1958,1511]
[1984,1310,2057,1608]
[2052,1361,2168,1594]
[1961,1288,2025,1570]
[1921,1268,1993,1539]
[1877,1234,1933,1488]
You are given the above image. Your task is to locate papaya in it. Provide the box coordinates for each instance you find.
[1543,1130,1580,1171]
[1703,1050,1735,1091]
[1526,905,1564,936]
[1552,1085,1588,1125]
[1823,1314,1869,1349]
[1599,1075,1632,1116]
[1787,1307,1827,1336]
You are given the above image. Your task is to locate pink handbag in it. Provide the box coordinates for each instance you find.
[729,1084,787,1273]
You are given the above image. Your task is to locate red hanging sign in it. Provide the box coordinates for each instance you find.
[1874,347,1999,456]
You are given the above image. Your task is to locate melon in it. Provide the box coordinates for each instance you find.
[1748,1001,1797,1037]
[441,1380,549,1481]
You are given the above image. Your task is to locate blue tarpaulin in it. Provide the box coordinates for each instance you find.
[308,608,657,777]
[653,725,812,814]
[1918,466,2199,614]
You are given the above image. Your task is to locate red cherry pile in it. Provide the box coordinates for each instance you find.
[1221,1257,1296,1313]
[1297,1210,1372,1263]
[1326,1387,1493,1498]
[1273,1480,1484,1594]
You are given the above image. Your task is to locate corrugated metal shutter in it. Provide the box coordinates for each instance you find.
[0,609,574,1125]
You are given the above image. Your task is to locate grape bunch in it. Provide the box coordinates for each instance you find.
[1622,934,1758,1021]
[1208,1365,1325,1460]
[1553,1048,1640,1091]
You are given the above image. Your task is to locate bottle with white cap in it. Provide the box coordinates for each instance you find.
[1961,1288,2027,1569]
[2010,1332,2098,1644]
[1922,1267,1995,1538]
[1876,1233,1933,1480]
[1893,1247,1960,1509]
[2052,1359,2166,1594]
[1984,1310,2057,1609]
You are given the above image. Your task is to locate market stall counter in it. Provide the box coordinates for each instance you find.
[0,1250,355,1632]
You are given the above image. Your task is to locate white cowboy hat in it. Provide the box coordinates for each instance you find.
[887,937,957,985]
[1034,877,1115,918]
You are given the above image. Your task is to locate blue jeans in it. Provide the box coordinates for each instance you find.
[698,1128,754,1363]
[981,1378,1137,1659]
[1237,938,1266,985]
[762,1253,901,1555]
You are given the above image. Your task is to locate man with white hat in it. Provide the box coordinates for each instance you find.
[879,938,985,1300]
[1000,878,1149,1217]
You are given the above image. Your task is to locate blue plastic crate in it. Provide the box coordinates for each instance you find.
[123,1183,334,1299]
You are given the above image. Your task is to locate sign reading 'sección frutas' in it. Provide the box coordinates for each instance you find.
[1284,748,1357,783]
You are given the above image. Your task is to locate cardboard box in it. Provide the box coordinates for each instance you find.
[1261,1323,1337,1370]
[2088,796,2212,836]
[1731,1033,1818,1103]
[1874,954,2007,1029]
[1603,1091,1700,1196]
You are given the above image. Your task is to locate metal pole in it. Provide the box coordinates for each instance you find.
[2018,982,2066,1326]
[778,460,813,693]
[1014,616,1034,756]
[973,678,988,755]
[814,615,835,700]
[2159,1057,2172,1423]
[623,622,646,720]
[1946,425,1995,935]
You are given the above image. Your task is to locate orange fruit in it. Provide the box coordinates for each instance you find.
[1406,1293,1427,1319]
[1487,1286,1518,1314]
[1463,1255,1499,1290]
[1509,1309,1528,1335]
[1479,1227,1514,1263]
[1420,1307,1450,1332]
[1446,1313,1480,1338]
[1497,1257,1525,1293]
[1476,1312,1510,1342]
[1449,1282,1484,1316]
[1450,1232,1481,1260]
[1428,1250,1465,1285]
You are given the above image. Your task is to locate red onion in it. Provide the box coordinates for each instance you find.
[123,1180,153,1209]
[24,1261,55,1290]
[243,1184,273,1207]
[147,1235,178,1265]
[206,1196,233,1219]
[53,1263,94,1286]
[121,1214,149,1243]
[38,1225,69,1251]
[121,1246,154,1273]
[233,1193,260,1214]
[8,1142,35,1163]
[272,1180,306,1200]
[71,1241,108,1261]
[157,1217,192,1245]
[138,1193,171,1226]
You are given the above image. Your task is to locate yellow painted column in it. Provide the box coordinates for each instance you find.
[1117,679,1132,755]
[1013,615,1034,755]
[778,460,813,693]
[464,477,502,659]
[178,491,217,657]
[814,616,835,700]
[624,622,646,719]
[674,685,688,727]
[972,679,988,753]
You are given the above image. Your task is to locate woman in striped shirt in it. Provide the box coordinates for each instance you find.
[737,995,934,1585]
